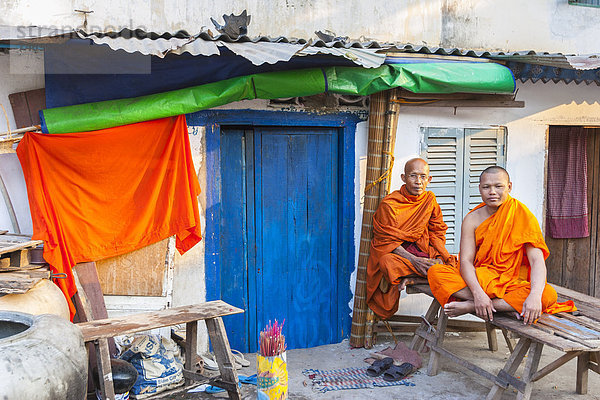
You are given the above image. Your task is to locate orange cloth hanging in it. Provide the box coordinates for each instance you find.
[428,197,576,314]
[17,115,202,318]
[366,185,456,319]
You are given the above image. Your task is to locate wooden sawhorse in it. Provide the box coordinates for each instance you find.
[77,301,244,400]
[408,283,600,400]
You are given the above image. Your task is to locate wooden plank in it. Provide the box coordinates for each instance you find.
[491,315,589,352]
[537,314,600,340]
[0,275,40,294]
[24,89,45,127]
[545,235,564,286]
[389,314,487,331]
[95,239,168,296]
[0,235,42,255]
[555,284,600,309]
[551,312,600,332]
[74,262,111,321]
[8,91,32,128]
[78,301,244,342]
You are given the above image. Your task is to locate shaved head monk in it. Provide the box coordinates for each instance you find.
[428,166,575,325]
[366,158,457,319]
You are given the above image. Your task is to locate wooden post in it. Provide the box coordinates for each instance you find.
[427,307,448,376]
[485,322,498,352]
[517,342,543,400]
[184,321,199,386]
[205,317,241,400]
[576,352,590,394]
[486,337,532,400]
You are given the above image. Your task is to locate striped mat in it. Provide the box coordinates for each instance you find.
[302,367,415,393]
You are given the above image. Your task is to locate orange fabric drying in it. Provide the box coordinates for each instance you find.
[366,185,456,319]
[17,116,202,318]
[428,197,576,314]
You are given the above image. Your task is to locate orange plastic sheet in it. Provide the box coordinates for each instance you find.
[17,116,202,317]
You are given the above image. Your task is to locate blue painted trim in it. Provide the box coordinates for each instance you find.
[187,109,360,342]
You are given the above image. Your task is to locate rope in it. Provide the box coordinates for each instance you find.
[363,151,394,194]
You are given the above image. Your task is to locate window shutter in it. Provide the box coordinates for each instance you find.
[462,128,507,214]
[420,128,463,253]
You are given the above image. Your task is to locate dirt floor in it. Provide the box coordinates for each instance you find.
[158,331,600,400]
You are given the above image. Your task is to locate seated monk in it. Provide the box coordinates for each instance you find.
[428,166,576,325]
[366,158,457,320]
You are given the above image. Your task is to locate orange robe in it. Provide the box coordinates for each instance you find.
[366,185,456,319]
[428,197,575,314]
[17,116,202,318]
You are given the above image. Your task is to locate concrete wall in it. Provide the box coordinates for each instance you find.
[2,0,600,53]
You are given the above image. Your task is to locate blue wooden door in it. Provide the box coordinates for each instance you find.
[220,126,339,352]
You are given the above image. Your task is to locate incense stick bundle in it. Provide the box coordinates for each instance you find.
[259,320,286,357]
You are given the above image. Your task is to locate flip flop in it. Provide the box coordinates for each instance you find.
[382,362,416,382]
[366,357,394,377]
[231,349,251,367]
[205,382,242,394]
[200,353,219,371]
[239,374,257,385]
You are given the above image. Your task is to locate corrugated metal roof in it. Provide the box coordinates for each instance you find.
[2,25,600,73]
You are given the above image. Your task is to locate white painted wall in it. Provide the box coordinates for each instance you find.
[2,0,600,53]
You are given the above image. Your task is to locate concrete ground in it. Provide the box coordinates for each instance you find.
[159,331,600,400]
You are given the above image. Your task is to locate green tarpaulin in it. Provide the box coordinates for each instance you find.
[41,63,515,133]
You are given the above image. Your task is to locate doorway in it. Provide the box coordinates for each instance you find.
[189,111,358,352]
[546,127,600,297]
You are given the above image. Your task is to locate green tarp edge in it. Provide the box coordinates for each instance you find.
[42,63,515,133]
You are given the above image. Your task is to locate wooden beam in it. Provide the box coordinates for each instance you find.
[397,100,525,108]
[531,351,583,382]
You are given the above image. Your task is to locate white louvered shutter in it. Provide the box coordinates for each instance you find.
[462,128,507,214]
[420,128,463,253]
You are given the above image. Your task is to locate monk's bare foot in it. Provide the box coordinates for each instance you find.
[444,301,475,317]
[398,278,409,292]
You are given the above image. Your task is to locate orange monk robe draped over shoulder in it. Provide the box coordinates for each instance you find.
[366,185,457,319]
[17,116,202,318]
[428,197,575,314]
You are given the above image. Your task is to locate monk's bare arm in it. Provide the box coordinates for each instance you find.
[459,213,496,321]
[391,245,440,276]
[522,244,546,324]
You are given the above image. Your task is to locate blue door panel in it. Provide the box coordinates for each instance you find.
[219,129,248,351]
[220,125,341,351]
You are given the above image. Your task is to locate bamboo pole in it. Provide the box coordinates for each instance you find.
[349,90,390,347]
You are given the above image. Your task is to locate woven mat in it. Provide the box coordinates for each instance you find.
[302,367,415,393]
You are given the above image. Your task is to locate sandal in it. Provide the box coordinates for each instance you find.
[231,349,251,367]
[239,374,257,385]
[382,362,416,382]
[200,353,219,371]
[366,357,394,377]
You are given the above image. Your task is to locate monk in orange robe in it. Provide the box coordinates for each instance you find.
[366,158,457,319]
[428,166,575,325]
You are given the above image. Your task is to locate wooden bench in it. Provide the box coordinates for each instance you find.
[76,301,244,400]
[408,282,600,400]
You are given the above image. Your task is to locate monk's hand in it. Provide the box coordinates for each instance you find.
[411,257,440,277]
[473,291,496,321]
[521,295,542,325]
